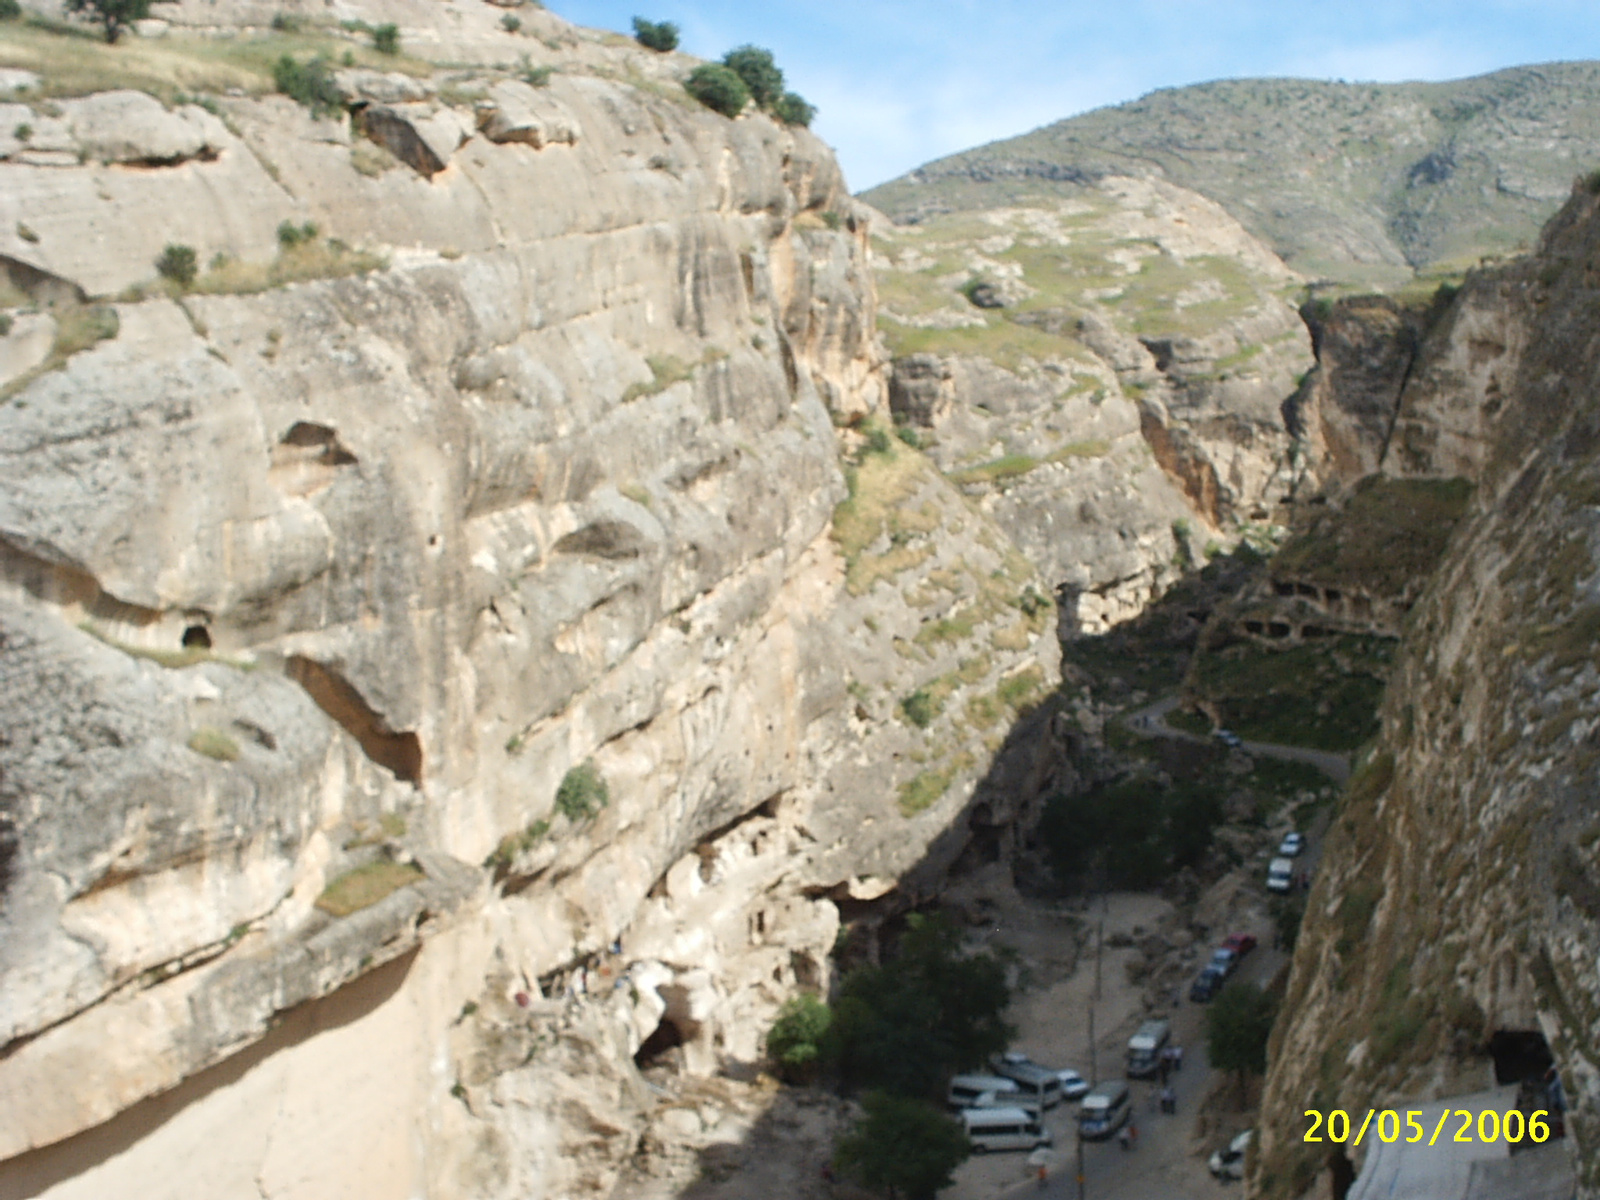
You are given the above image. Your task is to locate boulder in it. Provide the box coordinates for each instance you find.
[0,69,40,95]
[333,68,435,105]
[59,90,226,164]
[474,80,580,149]
[356,103,471,177]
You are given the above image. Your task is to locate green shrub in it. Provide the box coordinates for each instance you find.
[767,993,832,1083]
[270,11,301,32]
[684,63,748,117]
[156,244,197,287]
[274,54,344,117]
[0,0,22,20]
[0,314,11,337]
[900,689,938,728]
[631,16,679,52]
[500,13,521,33]
[865,425,892,456]
[772,91,815,127]
[371,22,400,55]
[518,60,553,87]
[722,45,783,109]
[555,759,609,821]
[64,0,150,43]
[277,220,318,248]
[895,424,922,449]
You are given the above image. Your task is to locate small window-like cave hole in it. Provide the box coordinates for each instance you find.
[634,1017,686,1069]
[1489,1029,1553,1085]
[182,624,212,649]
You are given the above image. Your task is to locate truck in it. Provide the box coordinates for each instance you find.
[1126,1018,1171,1078]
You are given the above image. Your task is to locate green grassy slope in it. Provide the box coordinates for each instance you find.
[864,63,1600,285]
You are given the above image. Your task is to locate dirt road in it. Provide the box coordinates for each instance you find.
[944,892,1281,1200]
[1126,695,1351,784]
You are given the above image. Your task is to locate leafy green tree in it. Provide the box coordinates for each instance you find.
[772,91,816,127]
[829,913,1011,1098]
[371,22,400,55]
[631,16,679,51]
[834,1092,970,1200]
[1274,893,1305,953]
[0,0,23,21]
[65,0,150,43]
[1206,980,1278,1105]
[767,993,831,1083]
[684,63,748,118]
[721,45,783,109]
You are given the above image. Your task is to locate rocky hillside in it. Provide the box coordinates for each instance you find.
[1252,181,1600,1198]
[864,63,1600,288]
[868,173,1310,631]
[0,8,1063,1198]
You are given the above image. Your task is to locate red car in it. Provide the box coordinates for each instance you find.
[1221,933,1257,958]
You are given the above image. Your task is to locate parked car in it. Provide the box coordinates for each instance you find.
[1209,946,1240,977]
[1210,1129,1253,1180]
[1266,856,1294,893]
[1221,933,1257,959]
[989,1054,1064,1108]
[1055,1068,1090,1099]
[1189,966,1225,1002]
[1278,831,1305,857]
[1214,728,1243,748]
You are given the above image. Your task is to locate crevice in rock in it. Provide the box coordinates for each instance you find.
[553,520,647,560]
[285,656,423,785]
[0,255,86,308]
[0,536,161,627]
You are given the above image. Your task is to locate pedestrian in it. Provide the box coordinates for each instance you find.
[1129,1121,1139,1147]
[1117,1126,1132,1151]
[1161,1086,1176,1114]
[1036,1164,1048,1189]
[1173,1044,1184,1071]
[1159,1056,1170,1085]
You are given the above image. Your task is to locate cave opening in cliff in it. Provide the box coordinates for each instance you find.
[286,655,424,785]
[1489,1029,1553,1084]
[182,624,212,649]
[634,1017,686,1069]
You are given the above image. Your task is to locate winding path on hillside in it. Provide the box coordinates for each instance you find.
[1123,696,1352,784]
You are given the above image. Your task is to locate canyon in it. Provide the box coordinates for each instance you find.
[0,5,1598,1200]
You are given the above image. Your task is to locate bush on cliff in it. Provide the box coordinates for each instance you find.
[684,64,748,118]
[632,17,679,52]
[772,91,815,127]
[274,54,343,118]
[65,0,150,43]
[766,993,832,1083]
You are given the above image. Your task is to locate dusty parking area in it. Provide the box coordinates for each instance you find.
[941,874,1272,1200]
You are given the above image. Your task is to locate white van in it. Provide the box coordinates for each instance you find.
[1267,857,1294,893]
[962,1107,1052,1153]
[947,1073,1021,1111]
[1078,1081,1131,1140]
[990,1057,1064,1108]
[1126,1018,1170,1078]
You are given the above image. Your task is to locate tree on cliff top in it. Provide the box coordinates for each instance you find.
[632,17,679,52]
[65,0,150,42]
[722,45,784,109]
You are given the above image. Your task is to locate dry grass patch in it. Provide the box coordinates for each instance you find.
[0,20,427,103]
[187,726,240,761]
[897,751,974,816]
[316,859,425,917]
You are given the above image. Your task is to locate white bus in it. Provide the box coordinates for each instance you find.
[962,1107,1053,1153]
[1078,1081,1132,1140]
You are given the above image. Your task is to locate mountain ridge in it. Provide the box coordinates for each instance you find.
[863,61,1600,287]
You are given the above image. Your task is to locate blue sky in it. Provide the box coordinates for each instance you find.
[546,1,1600,192]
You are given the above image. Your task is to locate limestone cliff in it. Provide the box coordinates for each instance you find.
[0,9,1059,1197]
[870,175,1309,632]
[1253,182,1600,1198]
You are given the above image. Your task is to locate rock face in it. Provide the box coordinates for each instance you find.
[0,14,1059,1199]
[1252,184,1600,1199]
[871,175,1309,630]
